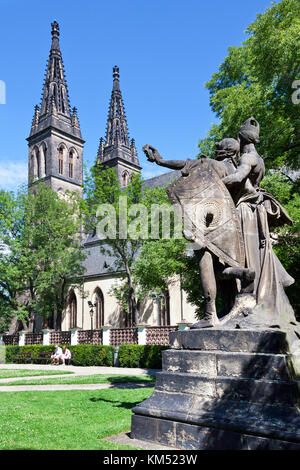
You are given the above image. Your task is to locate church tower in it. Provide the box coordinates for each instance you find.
[96,66,141,185]
[27,21,84,194]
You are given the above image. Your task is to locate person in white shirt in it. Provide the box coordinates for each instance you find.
[51,345,62,365]
[60,345,72,365]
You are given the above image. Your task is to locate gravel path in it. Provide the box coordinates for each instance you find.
[0,382,152,392]
[0,364,158,392]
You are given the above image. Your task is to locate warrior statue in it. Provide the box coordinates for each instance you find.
[143,118,298,340]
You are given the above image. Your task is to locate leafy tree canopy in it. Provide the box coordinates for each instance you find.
[0,184,86,332]
[199,0,300,170]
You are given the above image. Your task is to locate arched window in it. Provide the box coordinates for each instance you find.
[93,288,104,329]
[69,150,74,178]
[122,171,129,187]
[39,143,47,178]
[59,146,64,174]
[69,290,77,329]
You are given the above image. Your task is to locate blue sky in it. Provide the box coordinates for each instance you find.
[0,0,275,190]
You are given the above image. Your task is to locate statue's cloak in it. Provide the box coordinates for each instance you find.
[166,158,245,268]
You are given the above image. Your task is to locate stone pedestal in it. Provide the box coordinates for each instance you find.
[131,328,300,450]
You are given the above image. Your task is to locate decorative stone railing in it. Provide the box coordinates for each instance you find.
[145,326,178,345]
[24,333,43,345]
[1,322,192,348]
[109,327,138,347]
[77,329,103,345]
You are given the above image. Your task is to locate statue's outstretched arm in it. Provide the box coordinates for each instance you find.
[143,145,186,170]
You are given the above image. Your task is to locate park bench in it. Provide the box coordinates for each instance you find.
[35,351,52,364]
[15,351,33,364]
[35,350,74,365]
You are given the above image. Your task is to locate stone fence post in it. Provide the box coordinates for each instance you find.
[0,334,4,347]
[70,328,79,346]
[102,326,111,346]
[19,331,26,347]
[42,329,51,346]
[137,325,147,345]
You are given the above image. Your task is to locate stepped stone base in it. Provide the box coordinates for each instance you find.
[131,329,300,450]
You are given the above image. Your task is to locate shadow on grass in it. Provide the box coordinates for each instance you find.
[104,375,156,385]
[90,396,146,410]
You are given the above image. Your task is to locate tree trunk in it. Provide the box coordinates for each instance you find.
[125,264,138,326]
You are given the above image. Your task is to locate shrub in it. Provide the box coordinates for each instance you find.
[118,344,169,369]
[5,344,114,367]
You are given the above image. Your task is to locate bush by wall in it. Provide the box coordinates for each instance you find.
[5,344,114,367]
[118,344,169,369]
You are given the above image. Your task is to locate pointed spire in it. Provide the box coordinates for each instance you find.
[39,21,71,119]
[71,106,82,138]
[97,137,104,163]
[104,65,130,148]
[96,66,140,174]
[29,105,40,136]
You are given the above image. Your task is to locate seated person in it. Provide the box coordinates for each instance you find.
[59,345,72,365]
[51,345,62,365]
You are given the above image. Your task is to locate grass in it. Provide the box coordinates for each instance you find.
[0,369,74,379]
[0,373,156,386]
[0,388,153,450]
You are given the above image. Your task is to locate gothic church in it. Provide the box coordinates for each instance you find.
[28,22,196,332]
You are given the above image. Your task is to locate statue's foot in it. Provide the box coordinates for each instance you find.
[190,318,214,329]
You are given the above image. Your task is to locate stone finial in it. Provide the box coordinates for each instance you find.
[131,138,137,157]
[97,137,104,162]
[51,20,60,36]
[71,106,79,126]
[113,65,119,80]
[32,105,40,126]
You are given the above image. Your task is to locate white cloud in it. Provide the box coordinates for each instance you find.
[0,161,27,191]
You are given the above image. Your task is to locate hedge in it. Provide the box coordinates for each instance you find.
[5,344,114,367]
[118,344,169,369]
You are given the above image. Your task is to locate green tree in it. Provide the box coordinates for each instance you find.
[84,165,183,325]
[0,184,86,332]
[84,166,148,326]
[199,0,300,170]
[133,238,206,319]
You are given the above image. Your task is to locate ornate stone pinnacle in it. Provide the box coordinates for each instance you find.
[113,65,119,80]
[51,20,59,36]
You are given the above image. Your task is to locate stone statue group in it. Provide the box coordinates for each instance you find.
[143,118,299,349]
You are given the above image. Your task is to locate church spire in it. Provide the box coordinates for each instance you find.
[27,21,84,194]
[104,65,130,148]
[39,21,71,120]
[97,66,140,184]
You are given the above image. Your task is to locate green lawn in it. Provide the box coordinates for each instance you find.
[0,373,156,386]
[0,387,153,450]
[0,369,74,379]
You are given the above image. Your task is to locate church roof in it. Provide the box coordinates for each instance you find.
[82,242,120,277]
[142,170,181,189]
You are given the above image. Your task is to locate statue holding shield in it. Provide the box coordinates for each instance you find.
[143,117,297,333]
